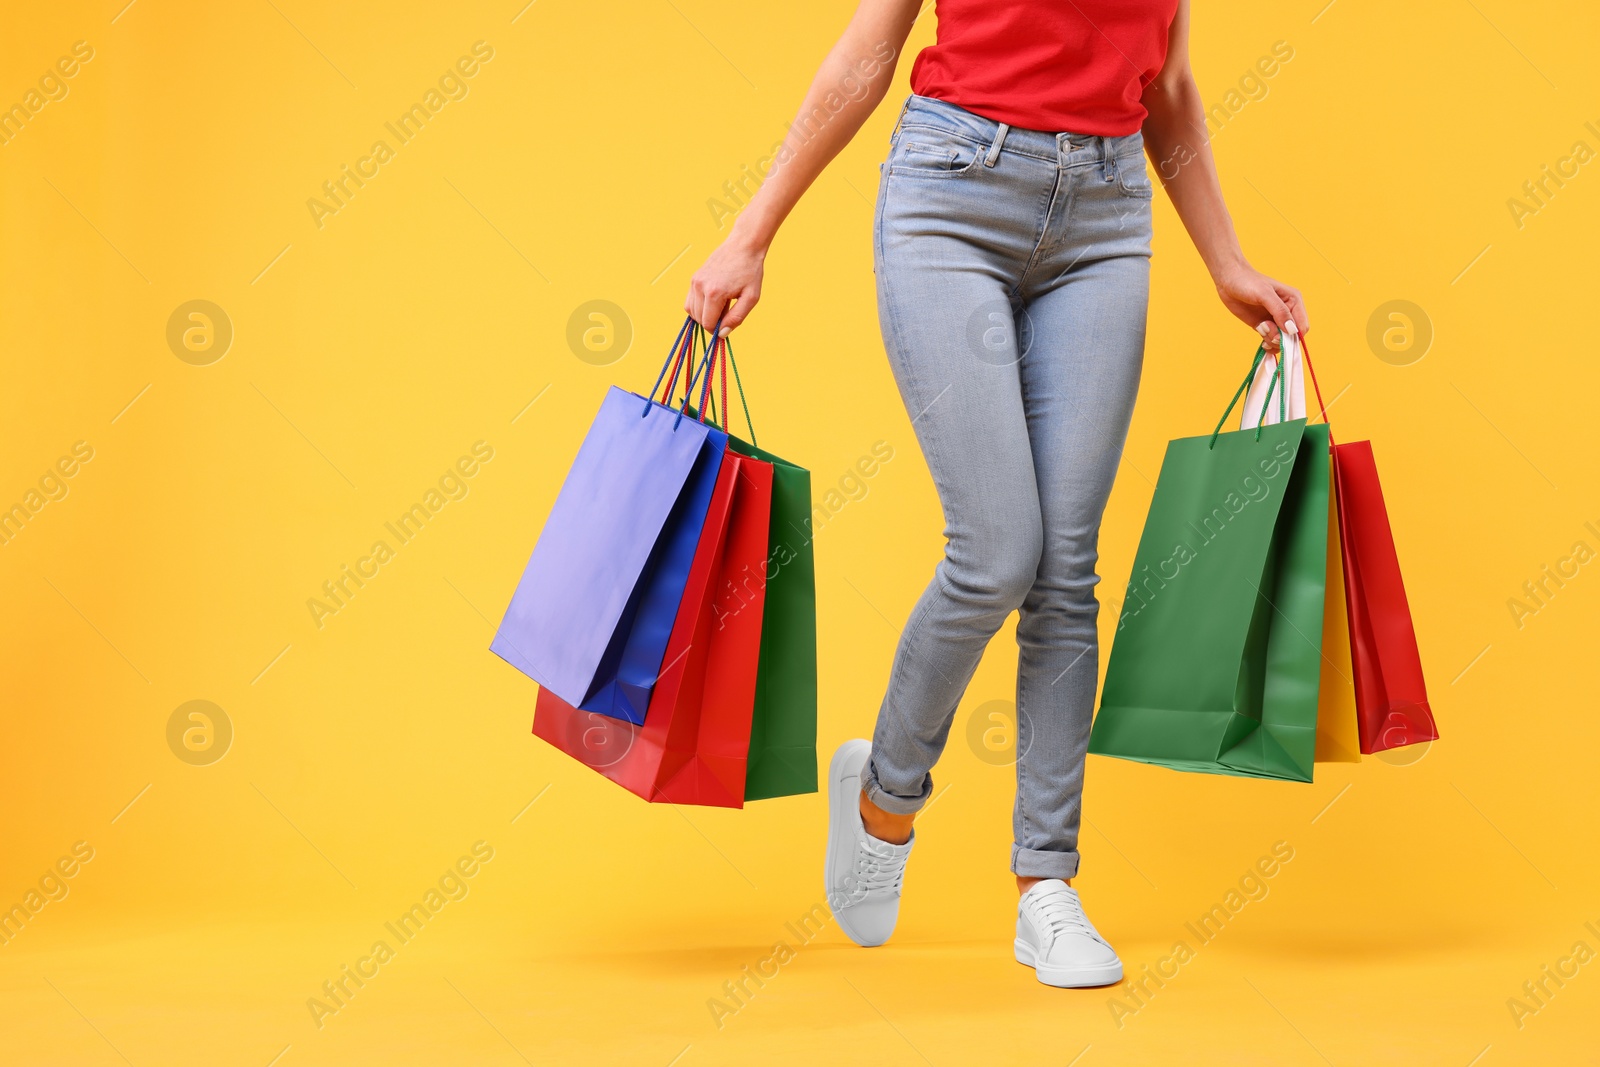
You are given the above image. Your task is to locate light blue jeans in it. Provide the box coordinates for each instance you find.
[862,95,1153,879]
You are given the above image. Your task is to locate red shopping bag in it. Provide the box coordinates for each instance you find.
[533,447,773,806]
[1333,440,1439,753]
[1300,338,1438,755]
[655,453,773,803]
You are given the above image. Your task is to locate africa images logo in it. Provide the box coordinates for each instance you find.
[1118,437,1296,631]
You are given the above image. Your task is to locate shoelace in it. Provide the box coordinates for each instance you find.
[1031,889,1103,946]
[853,840,906,898]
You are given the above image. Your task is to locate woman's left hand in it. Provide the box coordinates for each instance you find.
[1214,264,1309,354]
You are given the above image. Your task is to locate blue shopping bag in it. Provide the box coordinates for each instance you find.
[492,322,726,722]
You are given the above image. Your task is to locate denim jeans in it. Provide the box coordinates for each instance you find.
[862,95,1153,880]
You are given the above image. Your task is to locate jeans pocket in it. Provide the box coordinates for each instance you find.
[1116,157,1156,199]
[888,125,984,179]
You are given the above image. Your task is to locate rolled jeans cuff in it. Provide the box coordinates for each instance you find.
[860,755,929,816]
[1012,845,1081,880]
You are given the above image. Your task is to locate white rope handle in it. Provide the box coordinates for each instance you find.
[1239,325,1307,429]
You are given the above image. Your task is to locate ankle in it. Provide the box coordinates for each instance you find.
[1017,875,1070,896]
[857,790,913,845]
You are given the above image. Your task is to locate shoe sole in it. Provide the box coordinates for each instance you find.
[1015,939,1124,988]
[823,739,886,948]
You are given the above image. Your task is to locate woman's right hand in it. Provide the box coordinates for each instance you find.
[685,234,766,336]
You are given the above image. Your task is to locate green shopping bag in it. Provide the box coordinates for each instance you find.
[1088,347,1330,782]
[695,335,818,800]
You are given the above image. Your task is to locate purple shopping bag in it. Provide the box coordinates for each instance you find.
[491,322,726,720]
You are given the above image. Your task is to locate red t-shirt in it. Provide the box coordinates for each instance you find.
[909,0,1181,137]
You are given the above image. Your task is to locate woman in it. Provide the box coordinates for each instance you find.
[685,0,1309,988]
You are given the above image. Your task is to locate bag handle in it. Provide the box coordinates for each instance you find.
[1209,343,1268,449]
[654,319,708,415]
[673,311,729,429]
[1239,328,1312,430]
[1299,334,1334,445]
[643,314,728,428]
[1267,356,1286,427]
[703,334,759,446]
[1211,339,1302,449]
[649,317,695,407]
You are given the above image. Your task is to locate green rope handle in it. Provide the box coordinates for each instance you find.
[723,337,757,447]
[1255,358,1283,441]
[687,329,758,447]
[1209,343,1269,449]
[694,331,755,444]
[1277,342,1288,425]
[1209,341,1297,447]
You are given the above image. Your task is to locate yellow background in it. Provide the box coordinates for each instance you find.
[3,1,1597,1063]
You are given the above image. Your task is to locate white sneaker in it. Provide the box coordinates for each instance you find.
[823,739,913,948]
[1015,879,1123,987]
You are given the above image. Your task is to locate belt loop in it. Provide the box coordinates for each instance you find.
[890,97,910,142]
[1100,137,1117,183]
[984,122,1010,167]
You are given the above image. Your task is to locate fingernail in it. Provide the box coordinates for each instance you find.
[1256,323,1269,335]
[1284,320,1299,335]
[719,327,731,337]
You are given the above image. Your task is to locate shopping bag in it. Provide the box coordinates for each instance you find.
[700,337,818,801]
[492,322,726,722]
[533,428,774,806]
[655,447,772,804]
[1333,440,1438,753]
[732,436,818,800]
[1089,345,1329,782]
[1314,476,1363,762]
[1294,342,1438,755]
[1241,332,1360,763]
[532,451,739,802]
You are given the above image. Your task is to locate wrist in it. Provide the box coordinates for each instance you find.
[1208,252,1250,285]
[727,215,774,257]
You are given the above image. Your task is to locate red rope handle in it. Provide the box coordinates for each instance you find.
[1298,333,1334,445]
[694,329,715,423]
[718,336,730,432]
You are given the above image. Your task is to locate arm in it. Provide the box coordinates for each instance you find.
[1141,0,1309,351]
[686,0,921,334]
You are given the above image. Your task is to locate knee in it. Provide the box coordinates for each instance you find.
[942,522,1042,613]
[1021,541,1103,623]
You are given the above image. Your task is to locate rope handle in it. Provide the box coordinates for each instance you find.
[717,335,729,437]
[1209,330,1327,450]
[649,317,695,406]
[680,315,724,428]
[644,315,712,426]
[1299,333,1334,445]
[1248,358,1286,438]
[668,325,698,410]
[1209,343,1269,449]
[1244,339,1288,436]
[705,334,758,446]
[641,313,727,427]
[642,314,757,443]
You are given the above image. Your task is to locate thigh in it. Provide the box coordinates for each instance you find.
[1016,254,1150,570]
[874,179,1044,553]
